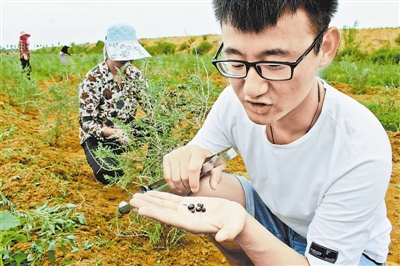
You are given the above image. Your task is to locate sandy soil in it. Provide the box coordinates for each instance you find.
[1,28,399,265]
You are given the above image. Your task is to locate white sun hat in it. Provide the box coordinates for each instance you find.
[104,23,151,61]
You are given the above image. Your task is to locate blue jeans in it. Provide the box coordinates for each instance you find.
[236,176,384,265]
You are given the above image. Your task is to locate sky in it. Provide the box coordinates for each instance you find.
[1,0,399,49]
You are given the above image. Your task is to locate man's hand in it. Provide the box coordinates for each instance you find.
[162,145,223,195]
[130,191,247,242]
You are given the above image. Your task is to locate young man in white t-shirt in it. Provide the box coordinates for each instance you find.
[130,1,392,265]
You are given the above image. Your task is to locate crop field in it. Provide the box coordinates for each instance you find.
[0,27,399,265]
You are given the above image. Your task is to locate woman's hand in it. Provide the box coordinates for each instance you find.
[117,132,130,145]
[130,191,247,242]
[103,128,130,145]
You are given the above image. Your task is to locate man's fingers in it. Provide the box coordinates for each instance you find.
[209,166,223,190]
[131,191,181,210]
[188,148,214,193]
[146,190,183,203]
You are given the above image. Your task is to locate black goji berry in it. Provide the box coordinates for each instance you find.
[187,203,195,210]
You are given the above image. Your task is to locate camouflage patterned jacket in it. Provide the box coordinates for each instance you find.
[78,61,147,145]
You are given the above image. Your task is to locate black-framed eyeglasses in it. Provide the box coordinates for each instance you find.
[212,27,328,81]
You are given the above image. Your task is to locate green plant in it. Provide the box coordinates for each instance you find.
[341,21,360,50]
[42,80,77,146]
[335,21,365,61]
[178,42,189,52]
[0,56,41,112]
[361,88,400,131]
[192,41,212,55]
[349,67,370,95]
[0,191,87,265]
[0,211,28,266]
[369,46,400,65]
[0,124,17,142]
[146,42,176,55]
[87,40,104,54]
[321,55,400,89]
[395,33,400,45]
[93,57,218,248]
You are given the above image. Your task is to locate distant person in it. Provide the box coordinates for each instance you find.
[18,31,31,78]
[78,23,151,185]
[59,44,72,65]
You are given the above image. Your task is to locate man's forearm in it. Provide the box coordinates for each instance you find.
[235,214,310,266]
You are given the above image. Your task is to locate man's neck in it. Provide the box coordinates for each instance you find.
[267,80,325,144]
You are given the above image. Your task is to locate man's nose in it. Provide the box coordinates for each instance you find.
[243,65,269,98]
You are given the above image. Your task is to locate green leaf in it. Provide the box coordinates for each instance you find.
[49,240,56,251]
[7,231,27,243]
[66,203,76,208]
[49,223,56,234]
[14,252,28,264]
[0,211,20,230]
[66,235,76,240]
[77,214,87,225]
[54,219,66,224]
[65,209,73,219]
[48,249,56,264]
[83,240,94,250]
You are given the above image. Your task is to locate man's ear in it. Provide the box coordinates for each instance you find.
[319,27,341,68]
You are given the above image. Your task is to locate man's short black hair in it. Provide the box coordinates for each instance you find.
[212,0,338,51]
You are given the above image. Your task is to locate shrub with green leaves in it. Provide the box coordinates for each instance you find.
[178,42,189,52]
[369,47,400,65]
[93,56,219,247]
[395,33,400,45]
[321,52,400,90]
[360,88,400,132]
[192,41,212,55]
[335,21,366,61]
[0,192,87,266]
[0,211,27,266]
[145,42,176,55]
[42,80,77,146]
[0,55,40,112]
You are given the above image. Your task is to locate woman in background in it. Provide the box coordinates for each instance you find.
[59,44,72,66]
[18,31,31,78]
[78,23,151,185]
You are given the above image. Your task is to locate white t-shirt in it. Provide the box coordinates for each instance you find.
[189,80,392,265]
